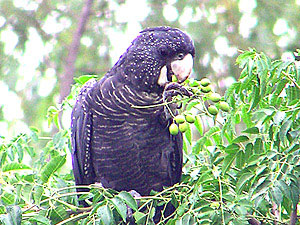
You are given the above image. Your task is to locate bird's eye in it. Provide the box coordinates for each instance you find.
[159,46,168,57]
[177,53,185,60]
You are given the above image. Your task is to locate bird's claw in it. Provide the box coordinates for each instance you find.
[163,82,192,102]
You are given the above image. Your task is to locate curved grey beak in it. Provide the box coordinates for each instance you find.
[158,53,193,86]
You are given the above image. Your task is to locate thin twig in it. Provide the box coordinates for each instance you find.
[282,71,300,90]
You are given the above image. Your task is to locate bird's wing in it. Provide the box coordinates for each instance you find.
[171,132,183,184]
[71,79,97,186]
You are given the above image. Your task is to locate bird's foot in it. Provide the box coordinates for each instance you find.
[163,82,192,119]
[163,82,192,103]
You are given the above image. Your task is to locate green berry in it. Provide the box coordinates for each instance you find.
[191,88,198,94]
[189,80,200,87]
[201,85,212,93]
[200,78,211,87]
[179,122,188,133]
[219,101,230,112]
[208,105,218,115]
[174,115,186,124]
[169,123,179,135]
[209,93,221,103]
[185,114,195,123]
[171,75,178,82]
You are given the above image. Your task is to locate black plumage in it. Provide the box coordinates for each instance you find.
[71,27,195,199]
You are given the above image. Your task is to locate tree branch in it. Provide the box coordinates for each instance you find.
[59,0,94,102]
[289,206,298,225]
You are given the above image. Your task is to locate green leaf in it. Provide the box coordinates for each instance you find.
[248,85,260,112]
[28,215,51,225]
[184,123,192,145]
[194,115,203,136]
[1,192,16,205]
[22,184,34,204]
[109,197,127,222]
[276,61,294,78]
[0,206,22,225]
[29,127,39,142]
[33,186,44,206]
[25,146,35,158]
[225,143,240,154]
[256,54,268,73]
[277,180,290,199]
[236,172,254,194]
[232,135,249,143]
[279,119,293,144]
[49,206,68,224]
[270,79,288,106]
[1,162,31,172]
[133,211,147,225]
[290,183,299,208]
[251,177,271,200]
[242,127,259,134]
[117,191,138,211]
[271,186,283,205]
[236,50,255,68]
[222,151,239,174]
[40,154,66,183]
[253,138,263,154]
[186,100,200,111]
[74,75,97,85]
[97,205,114,225]
[235,149,245,169]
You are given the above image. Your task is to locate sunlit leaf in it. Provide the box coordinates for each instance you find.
[222,151,238,174]
[28,215,51,225]
[242,127,259,134]
[236,172,254,194]
[0,206,22,225]
[49,206,68,224]
[248,85,260,112]
[133,211,147,225]
[97,205,114,225]
[253,138,263,154]
[225,143,240,154]
[279,119,292,144]
[40,154,66,183]
[109,197,127,222]
[117,191,138,211]
[2,162,31,172]
[194,115,203,136]
[74,75,97,85]
[232,135,249,143]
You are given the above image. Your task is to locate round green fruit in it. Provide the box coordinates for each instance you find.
[171,75,178,82]
[219,101,230,112]
[209,93,221,103]
[201,85,212,93]
[208,105,218,115]
[169,123,179,135]
[200,78,211,87]
[179,122,188,133]
[189,80,200,87]
[185,114,195,123]
[174,115,186,124]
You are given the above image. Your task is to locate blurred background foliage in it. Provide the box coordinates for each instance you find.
[0,0,299,137]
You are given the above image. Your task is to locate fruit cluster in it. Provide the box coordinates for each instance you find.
[169,77,230,135]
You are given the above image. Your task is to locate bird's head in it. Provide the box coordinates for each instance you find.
[114,26,195,93]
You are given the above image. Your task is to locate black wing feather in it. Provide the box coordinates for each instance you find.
[71,79,97,186]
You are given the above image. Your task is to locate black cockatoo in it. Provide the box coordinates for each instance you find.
[71,26,195,206]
